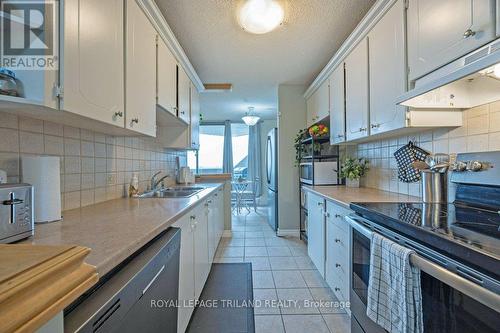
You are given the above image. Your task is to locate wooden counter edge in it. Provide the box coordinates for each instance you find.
[0,245,99,333]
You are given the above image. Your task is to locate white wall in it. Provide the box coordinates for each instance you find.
[277,85,307,233]
[259,119,277,204]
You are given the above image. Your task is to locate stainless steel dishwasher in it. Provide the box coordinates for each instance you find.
[65,227,180,333]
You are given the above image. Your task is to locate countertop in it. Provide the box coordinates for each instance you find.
[20,183,223,277]
[302,185,420,208]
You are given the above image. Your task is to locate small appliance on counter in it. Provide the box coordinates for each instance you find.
[21,156,62,223]
[299,160,339,185]
[0,68,23,97]
[0,183,34,243]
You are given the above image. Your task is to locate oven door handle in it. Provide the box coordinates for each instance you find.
[345,215,500,313]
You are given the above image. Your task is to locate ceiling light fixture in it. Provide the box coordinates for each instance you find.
[242,107,260,126]
[238,0,284,34]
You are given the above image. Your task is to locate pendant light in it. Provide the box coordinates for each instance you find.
[242,107,260,126]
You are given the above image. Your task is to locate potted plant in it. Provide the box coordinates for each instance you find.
[294,128,308,166]
[340,157,369,188]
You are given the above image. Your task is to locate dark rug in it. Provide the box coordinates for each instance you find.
[187,263,254,333]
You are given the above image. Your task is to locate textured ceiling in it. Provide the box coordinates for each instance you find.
[155,0,375,121]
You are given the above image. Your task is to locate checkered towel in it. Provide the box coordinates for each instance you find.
[367,233,423,333]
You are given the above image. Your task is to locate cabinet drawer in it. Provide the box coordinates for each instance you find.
[327,266,349,302]
[326,202,351,232]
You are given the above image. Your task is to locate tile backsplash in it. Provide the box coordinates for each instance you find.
[351,100,500,198]
[0,113,186,210]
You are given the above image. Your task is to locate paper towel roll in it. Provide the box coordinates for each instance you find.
[22,156,62,223]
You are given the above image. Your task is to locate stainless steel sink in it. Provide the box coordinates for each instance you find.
[137,187,204,198]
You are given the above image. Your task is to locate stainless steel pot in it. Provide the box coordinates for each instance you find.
[421,170,447,203]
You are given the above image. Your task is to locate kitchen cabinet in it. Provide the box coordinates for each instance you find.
[178,66,191,125]
[306,79,329,127]
[125,0,157,137]
[172,214,195,333]
[157,38,178,116]
[190,83,201,149]
[307,192,326,277]
[206,197,216,263]
[61,0,125,128]
[192,204,210,300]
[329,64,346,144]
[368,0,406,135]
[407,0,497,81]
[325,201,352,306]
[345,38,369,141]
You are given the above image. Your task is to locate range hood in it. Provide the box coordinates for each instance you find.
[397,38,500,109]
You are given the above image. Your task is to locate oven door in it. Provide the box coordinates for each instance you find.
[299,163,313,184]
[348,216,500,333]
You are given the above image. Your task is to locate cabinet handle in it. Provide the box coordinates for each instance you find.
[131,118,139,125]
[334,287,340,291]
[463,29,476,38]
[324,212,330,218]
[334,214,342,219]
[336,134,344,139]
[371,123,380,129]
[181,111,185,115]
[114,111,123,118]
[335,263,341,268]
[335,238,341,243]
[359,127,367,132]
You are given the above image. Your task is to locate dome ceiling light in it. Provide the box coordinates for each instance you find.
[238,0,284,34]
[242,107,260,126]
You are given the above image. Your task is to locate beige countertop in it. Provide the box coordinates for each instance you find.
[302,185,420,209]
[20,183,222,277]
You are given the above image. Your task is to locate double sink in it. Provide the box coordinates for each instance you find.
[137,186,205,198]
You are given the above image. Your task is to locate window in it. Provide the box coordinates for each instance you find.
[187,123,249,177]
[196,124,225,174]
[231,123,249,179]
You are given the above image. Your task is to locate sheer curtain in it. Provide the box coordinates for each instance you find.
[247,121,262,196]
[222,120,234,175]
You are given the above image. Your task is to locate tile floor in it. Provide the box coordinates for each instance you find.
[214,208,351,333]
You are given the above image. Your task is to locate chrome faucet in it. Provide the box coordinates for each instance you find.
[150,172,170,191]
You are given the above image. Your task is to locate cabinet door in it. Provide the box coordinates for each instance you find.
[345,38,369,141]
[190,84,200,149]
[206,198,216,263]
[125,0,157,136]
[316,79,330,121]
[157,38,177,115]
[178,67,191,124]
[193,206,210,299]
[369,0,406,135]
[306,95,315,127]
[307,193,325,277]
[330,64,345,144]
[172,215,195,333]
[408,0,496,80]
[62,0,124,127]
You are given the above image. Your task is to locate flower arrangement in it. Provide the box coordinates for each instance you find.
[293,128,308,166]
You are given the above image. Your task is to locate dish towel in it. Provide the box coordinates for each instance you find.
[367,233,423,333]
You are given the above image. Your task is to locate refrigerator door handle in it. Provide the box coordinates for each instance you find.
[266,136,272,185]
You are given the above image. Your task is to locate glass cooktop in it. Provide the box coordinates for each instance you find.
[353,202,500,259]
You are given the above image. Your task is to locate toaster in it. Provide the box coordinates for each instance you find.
[0,183,34,243]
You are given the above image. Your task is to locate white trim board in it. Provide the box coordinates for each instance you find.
[303,0,397,99]
[277,229,301,237]
[137,0,205,93]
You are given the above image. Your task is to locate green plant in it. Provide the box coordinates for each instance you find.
[293,128,308,166]
[340,157,369,180]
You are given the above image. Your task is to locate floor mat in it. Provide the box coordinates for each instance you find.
[187,263,254,333]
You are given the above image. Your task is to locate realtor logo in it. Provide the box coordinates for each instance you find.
[0,0,58,70]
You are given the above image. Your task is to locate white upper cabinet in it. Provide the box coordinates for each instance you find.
[329,64,345,144]
[178,66,191,124]
[345,38,369,141]
[369,0,406,135]
[407,0,497,81]
[125,0,157,137]
[62,0,124,127]
[190,83,200,149]
[306,80,329,127]
[157,38,178,116]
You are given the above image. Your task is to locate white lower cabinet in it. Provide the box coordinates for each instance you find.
[173,189,226,333]
[307,192,326,277]
[325,201,352,308]
[173,214,195,333]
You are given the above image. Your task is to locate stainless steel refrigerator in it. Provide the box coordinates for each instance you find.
[266,128,278,231]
